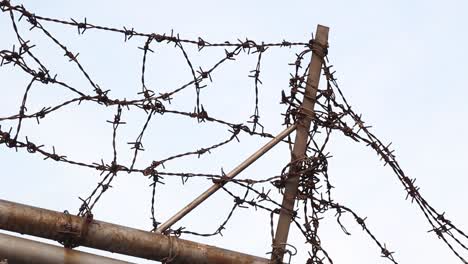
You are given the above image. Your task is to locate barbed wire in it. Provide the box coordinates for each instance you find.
[1,1,467,263]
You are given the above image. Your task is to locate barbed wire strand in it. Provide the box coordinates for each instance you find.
[1,1,467,263]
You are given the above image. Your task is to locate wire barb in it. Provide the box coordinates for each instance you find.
[1,3,467,264]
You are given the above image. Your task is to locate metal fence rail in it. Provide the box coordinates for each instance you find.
[0,232,134,264]
[0,199,270,264]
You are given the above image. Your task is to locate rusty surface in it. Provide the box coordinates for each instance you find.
[270,25,329,263]
[0,199,269,264]
[1,2,468,263]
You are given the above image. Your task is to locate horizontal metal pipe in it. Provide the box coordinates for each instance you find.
[157,124,297,232]
[0,232,134,264]
[0,199,269,264]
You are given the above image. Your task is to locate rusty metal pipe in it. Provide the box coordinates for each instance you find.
[0,232,134,264]
[0,199,269,264]
[271,25,329,263]
[157,124,297,233]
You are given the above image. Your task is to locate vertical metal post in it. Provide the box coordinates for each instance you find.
[271,24,329,263]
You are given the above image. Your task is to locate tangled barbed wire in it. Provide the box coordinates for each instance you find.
[1,1,468,263]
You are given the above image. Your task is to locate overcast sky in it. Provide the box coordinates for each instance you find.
[1,0,468,263]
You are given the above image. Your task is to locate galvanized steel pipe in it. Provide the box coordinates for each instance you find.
[0,232,134,264]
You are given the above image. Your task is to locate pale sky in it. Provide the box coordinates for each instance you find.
[1,0,468,263]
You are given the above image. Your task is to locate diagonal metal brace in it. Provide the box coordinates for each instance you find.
[156,124,297,233]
